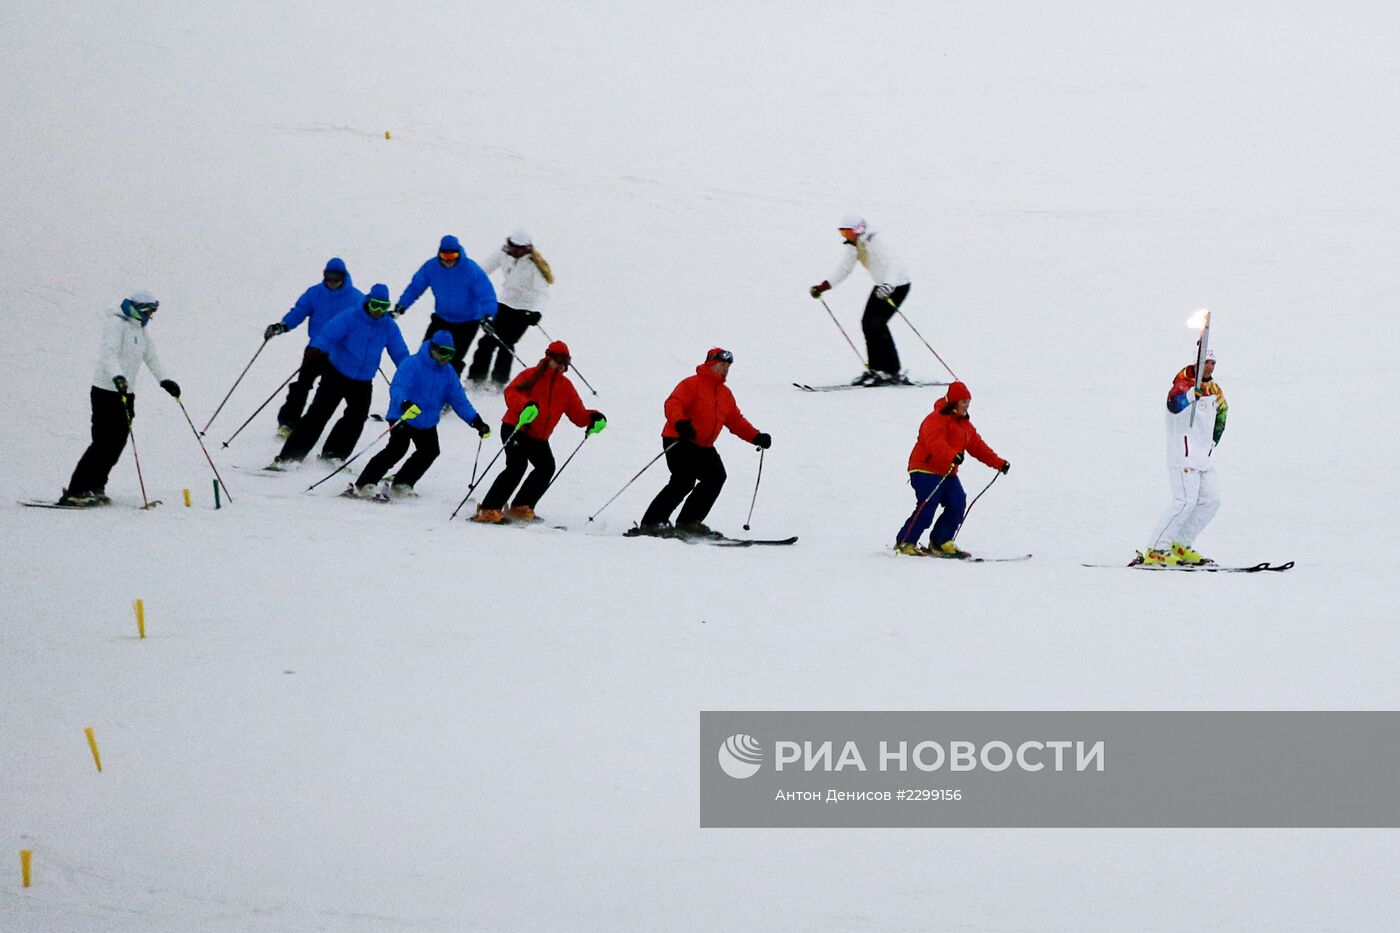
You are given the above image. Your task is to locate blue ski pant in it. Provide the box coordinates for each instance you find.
[896,471,965,546]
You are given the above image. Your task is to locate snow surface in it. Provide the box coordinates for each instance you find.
[3,1,1399,930]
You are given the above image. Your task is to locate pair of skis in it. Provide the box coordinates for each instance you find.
[623,526,797,547]
[793,380,948,393]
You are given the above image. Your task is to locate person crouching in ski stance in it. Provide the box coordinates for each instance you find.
[1137,350,1228,566]
[61,290,181,506]
[894,381,1009,557]
[264,257,364,437]
[273,284,409,468]
[348,331,491,500]
[809,214,912,386]
[638,348,772,537]
[471,341,605,524]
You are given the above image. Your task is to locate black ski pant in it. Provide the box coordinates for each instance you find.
[862,282,910,375]
[423,314,482,377]
[276,345,330,430]
[67,387,134,496]
[356,424,440,489]
[467,305,531,383]
[641,439,726,526]
[277,367,372,462]
[481,432,554,510]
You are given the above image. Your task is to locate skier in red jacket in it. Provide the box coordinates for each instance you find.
[472,340,605,524]
[638,348,772,536]
[895,381,1009,557]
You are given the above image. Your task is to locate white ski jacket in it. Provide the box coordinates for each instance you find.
[91,306,169,392]
[1165,387,1224,470]
[827,228,911,291]
[480,249,551,311]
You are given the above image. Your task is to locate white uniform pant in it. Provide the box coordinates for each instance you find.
[1149,465,1221,550]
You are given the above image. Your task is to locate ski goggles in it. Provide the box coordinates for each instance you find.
[133,301,159,315]
[438,249,461,261]
[365,297,392,316]
[706,349,734,363]
[323,270,346,285]
[430,343,456,362]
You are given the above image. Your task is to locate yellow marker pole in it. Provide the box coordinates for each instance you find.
[385,130,391,140]
[84,727,103,772]
[20,850,32,887]
[133,599,145,639]
[183,488,192,508]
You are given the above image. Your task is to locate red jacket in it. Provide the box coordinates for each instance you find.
[907,397,1005,475]
[661,365,759,448]
[503,364,592,440]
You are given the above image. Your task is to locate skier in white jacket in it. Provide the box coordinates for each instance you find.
[61,290,181,505]
[1138,349,1229,566]
[809,214,913,386]
[467,229,553,387]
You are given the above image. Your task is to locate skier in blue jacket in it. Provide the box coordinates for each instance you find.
[264,257,365,435]
[273,283,409,467]
[393,234,497,376]
[348,331,492,498]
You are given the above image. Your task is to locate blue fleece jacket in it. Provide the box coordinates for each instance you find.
[387,332,480,428]
[281,262,364,342]
[312,303,410,382]
[396,251,498,324]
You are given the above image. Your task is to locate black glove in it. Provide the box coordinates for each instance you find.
[952,452,965,466]
[674,419,696,441]
[999,460,1011,475]
[752,432,772,450]
[390,304,406,319]
[875,283,894,301]
[525,310,543,326]
[401,399,419,414]
[809,281,831,299]
[160,379,181,399]
[264,322,288,339]
[112,376,130,395]
[469,415,491,438]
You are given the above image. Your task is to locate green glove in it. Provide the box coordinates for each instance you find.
[518,402,540,427]
[401,403,422,422]
[586,411,607,436]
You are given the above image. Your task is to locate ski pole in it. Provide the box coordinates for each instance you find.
[743,448,765,531]
[174,397,234,503]
[119,392,154,510]
[202,338,268,434]
[450,407,540,519]
[221,367,300,448]
[306,422,396,492]
[378,366,392,388]
[897,470,954,545]
[480,320,531,372]
[535,433,590,504]
[535,323,599,396]
[952,471,1002,542]
[885,298,958,381]
[588,441,675,522]
[819,297,868,369]
[469,433,484,485]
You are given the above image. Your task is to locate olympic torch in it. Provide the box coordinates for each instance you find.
[1187,309,1211,426]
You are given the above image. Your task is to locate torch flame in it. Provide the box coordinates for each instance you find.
[1186,308,1210,330]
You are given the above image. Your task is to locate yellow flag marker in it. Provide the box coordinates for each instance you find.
[385,130,391,140]
[183,488,192,507]
[85,727,103,772]
[133,599,145,639]
[20,850,32,888]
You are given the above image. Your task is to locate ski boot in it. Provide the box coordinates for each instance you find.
[894,542,926,556]
[58,490,100,507]
[891,371,913,386]
[1171,541,1214,566]
[276,425,292,439]
[390,483,418,499]
[1140,548,1178,567]
[505,505,538,522]
[676,521,722,539]
[931,541,970,559]
[470,507,505,524]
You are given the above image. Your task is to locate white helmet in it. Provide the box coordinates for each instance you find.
[838,213,866,236]
[506,228,533,247]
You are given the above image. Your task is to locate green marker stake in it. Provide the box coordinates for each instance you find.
[213,478,221,509]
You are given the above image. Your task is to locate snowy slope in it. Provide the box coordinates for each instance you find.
[3,2,1399,930]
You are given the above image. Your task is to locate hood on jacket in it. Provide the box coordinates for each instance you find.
[425,329,456,363]
[439,234,463,254]
[367,283,391,304]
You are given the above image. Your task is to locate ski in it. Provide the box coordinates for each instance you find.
[20,498,160,510]
[1083,561,1295,573]
[899,549,1032,562]
[794,381,949,393]
[623,526,797,546]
